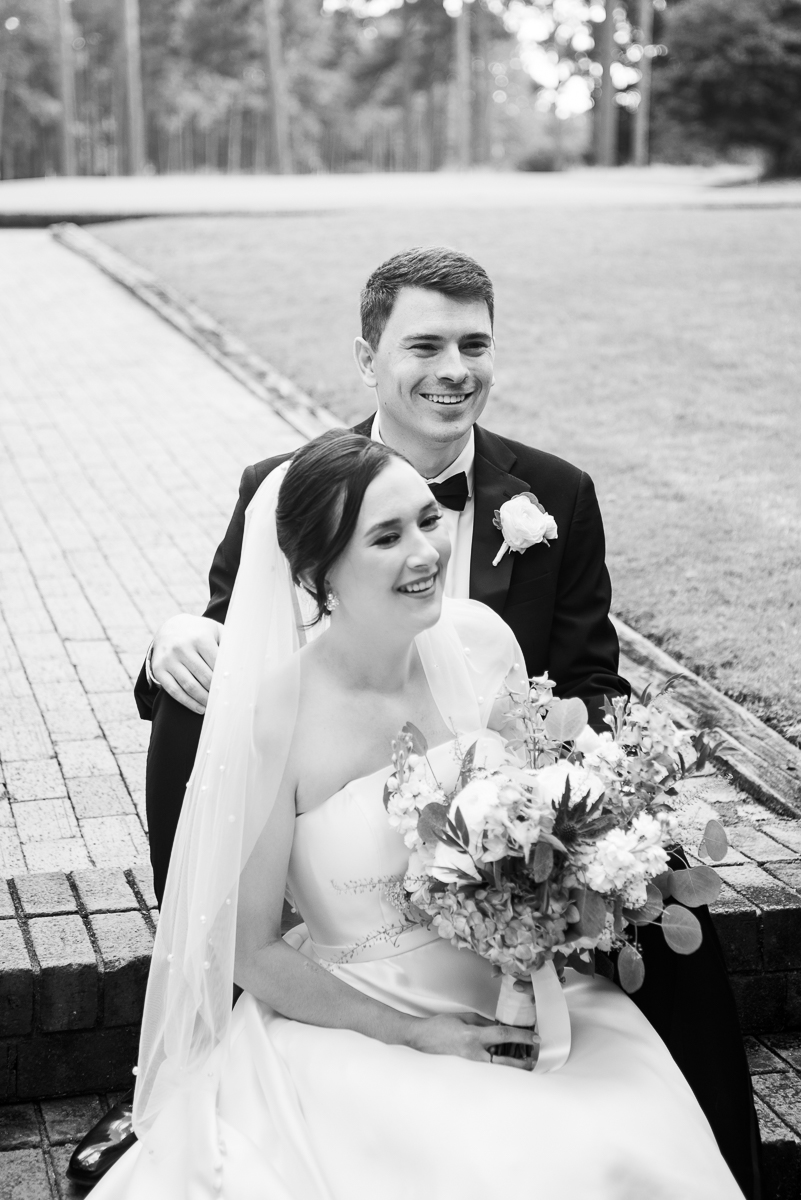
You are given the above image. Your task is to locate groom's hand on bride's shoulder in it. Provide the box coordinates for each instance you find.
[150,614,222,714]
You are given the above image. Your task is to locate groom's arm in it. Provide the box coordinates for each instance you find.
[203,464,261,624]
[548,471,629,727]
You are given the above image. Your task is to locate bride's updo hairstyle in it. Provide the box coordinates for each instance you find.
[276,429,405,622]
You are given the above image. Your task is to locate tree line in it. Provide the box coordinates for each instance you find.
[0,0,799,181]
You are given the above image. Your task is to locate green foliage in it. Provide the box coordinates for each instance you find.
[618,943,645,993]
[623,881,664,926]
[653,0,801,177]
[698,819,728,863]
[661,904,703,954]
[542,696,589,743]
[570,887,607,939]
[667,864,721,907]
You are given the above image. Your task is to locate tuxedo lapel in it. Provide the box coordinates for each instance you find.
[470,426,531,614]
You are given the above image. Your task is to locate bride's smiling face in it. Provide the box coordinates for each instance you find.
[327,458,451,634]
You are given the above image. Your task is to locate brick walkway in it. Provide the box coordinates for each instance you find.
[0,229,301,876]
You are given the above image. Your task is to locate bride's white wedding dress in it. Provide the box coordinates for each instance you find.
[96,613,741,1199]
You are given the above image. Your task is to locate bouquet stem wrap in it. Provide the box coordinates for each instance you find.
[495,964,571,1074]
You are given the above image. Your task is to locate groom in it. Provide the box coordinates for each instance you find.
[72,247,759,1195]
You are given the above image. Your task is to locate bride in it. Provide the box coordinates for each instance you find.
[94,430,741,1199]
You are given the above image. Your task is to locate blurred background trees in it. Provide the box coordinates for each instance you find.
[0,0,798,180]
[651,0,801,177]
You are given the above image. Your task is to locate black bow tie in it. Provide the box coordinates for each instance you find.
[429,472,469,512]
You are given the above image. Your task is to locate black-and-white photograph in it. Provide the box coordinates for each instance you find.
[1,1,799,1196]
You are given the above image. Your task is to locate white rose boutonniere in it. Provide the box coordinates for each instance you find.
[492,492,557,567]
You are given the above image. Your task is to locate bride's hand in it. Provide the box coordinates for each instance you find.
[407,1013,538,1071]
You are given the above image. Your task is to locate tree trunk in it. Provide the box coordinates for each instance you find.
[228,103,243,172]
[593,0,618,167]
[262,0,293,174]
[122,0,146,174]
[452,0,472,169]
[0,41,10,178]
[401,1,415,171]
[472,0,490,165]
[54,0,77,175]
[632,0,654,167]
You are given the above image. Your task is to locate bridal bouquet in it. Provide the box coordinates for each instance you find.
[384,676,728,1065]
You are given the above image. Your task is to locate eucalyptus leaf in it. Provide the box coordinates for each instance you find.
[661,906,703,955]
[653,870,674,899]
[532,840,554,884]
[543,697,590,743]
[382,781,392,812]
[702,819,729,862]
[402,721,428,756]
[623,882,664,926]
[573,888,608,939]
[618,944,646,994]
[669,865,721,908]
[417,802,450,845]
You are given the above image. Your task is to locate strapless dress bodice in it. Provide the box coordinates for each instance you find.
[286,735,470,964]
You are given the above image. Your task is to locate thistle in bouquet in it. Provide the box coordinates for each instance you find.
[383,674,730,1069]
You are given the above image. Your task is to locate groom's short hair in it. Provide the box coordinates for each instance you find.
[360,247,494,349]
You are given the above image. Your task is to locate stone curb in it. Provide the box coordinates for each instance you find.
[49,222,343,443]
[0,866,156,1100]
[616,620,801,818]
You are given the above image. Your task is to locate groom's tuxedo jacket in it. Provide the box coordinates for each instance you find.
[134,419,628,724]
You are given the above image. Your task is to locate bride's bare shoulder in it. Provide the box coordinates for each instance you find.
[253,658,304,749]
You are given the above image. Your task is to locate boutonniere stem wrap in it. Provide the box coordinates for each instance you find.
[492,492,558,567]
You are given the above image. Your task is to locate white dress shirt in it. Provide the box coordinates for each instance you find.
[370,416,474,600]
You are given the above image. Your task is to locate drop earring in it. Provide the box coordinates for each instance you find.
[326,589,339,612]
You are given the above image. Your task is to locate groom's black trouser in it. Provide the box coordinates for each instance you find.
[145,694,761,1199]
[623,849,762,1200]
[145,689,203,909]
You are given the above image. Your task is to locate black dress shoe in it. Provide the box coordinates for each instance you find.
[66,1089,137,1188]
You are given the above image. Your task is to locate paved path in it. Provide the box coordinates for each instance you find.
[0,230,301,875]
[1,166,800,225]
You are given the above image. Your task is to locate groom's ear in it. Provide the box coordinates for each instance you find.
[353,337,378,389]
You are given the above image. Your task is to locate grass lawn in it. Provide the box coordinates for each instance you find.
[95,207,801,740]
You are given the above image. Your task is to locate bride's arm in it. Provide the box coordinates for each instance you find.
[234,775,536,1068]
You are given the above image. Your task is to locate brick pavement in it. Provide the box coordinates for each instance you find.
[0,229,302,875]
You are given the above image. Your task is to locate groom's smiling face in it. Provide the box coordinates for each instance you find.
[355,287,495,453]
